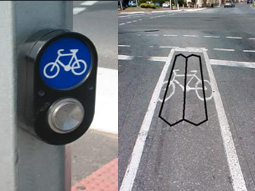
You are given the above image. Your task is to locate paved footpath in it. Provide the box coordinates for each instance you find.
[72,158,118,191]
[71,1,118,191]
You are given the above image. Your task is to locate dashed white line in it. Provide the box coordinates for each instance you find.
[118,15,130,18]
[213,48,235,52]
[81,1,98,6]
[118,55,134,61]
[119,23,125,26]
[133,20,137,22]
[138,19,142,21]
[126,21,132,24]
[148,56,168,62]
[210,59,255,69]
[164,34,178,37]
[118,45,130,47]
[159,46,179,49]
[119,49,175,191]
[183,35,199,37]
[204,51,247,191]
[73,7,86,15]
[243,50,255,53]
[248,38,255,40]
[203,36,220,38]
[226,36,242,39]
[146,34,158,36]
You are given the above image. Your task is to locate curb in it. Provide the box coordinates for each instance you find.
[72,158,118,191]
[119,8,207,14]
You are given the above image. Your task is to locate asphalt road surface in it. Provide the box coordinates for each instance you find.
[74,1,117,69]
[119,4,255,191]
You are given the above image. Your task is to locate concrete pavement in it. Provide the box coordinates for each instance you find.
[119,3,255,191]
[70,1,118,189]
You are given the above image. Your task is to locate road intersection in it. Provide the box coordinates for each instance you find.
[119,4,255,191]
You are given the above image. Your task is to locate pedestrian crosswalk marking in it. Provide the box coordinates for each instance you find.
[81,1,98,6]
[73,7,86,15]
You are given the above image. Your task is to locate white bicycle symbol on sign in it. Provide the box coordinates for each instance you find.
[159,69,213,102]
[43,49,87,79]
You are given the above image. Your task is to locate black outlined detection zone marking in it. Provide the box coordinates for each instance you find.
[159,54,209,126]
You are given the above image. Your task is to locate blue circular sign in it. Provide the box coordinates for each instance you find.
[39,37,92,90]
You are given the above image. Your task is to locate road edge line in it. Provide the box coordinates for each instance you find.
[203,50,247,191]
[119,49,175,191]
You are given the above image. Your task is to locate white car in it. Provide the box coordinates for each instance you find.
[162,2,170,8]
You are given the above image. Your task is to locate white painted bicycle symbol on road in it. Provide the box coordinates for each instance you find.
[159,69,213,102]
[43,49,87,79]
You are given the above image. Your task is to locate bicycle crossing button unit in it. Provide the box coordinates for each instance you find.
[18,29,97,145]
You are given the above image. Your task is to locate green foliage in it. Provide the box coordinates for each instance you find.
[138,0,147,5]
[149,3,156,8]
[140,3,156,8]
[140,3,148,7]
[177,0,183,5]
[152,0,165,5]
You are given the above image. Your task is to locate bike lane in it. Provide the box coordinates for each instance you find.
[120,48,246,191]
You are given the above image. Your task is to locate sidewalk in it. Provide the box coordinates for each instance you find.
[70,129,118,187]
[72,158,118,191]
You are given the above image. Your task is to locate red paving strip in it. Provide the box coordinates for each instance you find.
[72,158,118,191]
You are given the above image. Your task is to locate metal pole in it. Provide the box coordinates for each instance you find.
[0,1,72,191]
[120,0,123,10]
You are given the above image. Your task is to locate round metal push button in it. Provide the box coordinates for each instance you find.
[48,98,84,134]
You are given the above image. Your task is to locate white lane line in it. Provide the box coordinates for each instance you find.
[204,51,247,191]
[159,46,179,49]
[149,46,154,48]
[118,15,130,18]
[81,1,98,6]
[248,38,255,40]
[148,56,168,62]
[203,36,220,38]
[73,7,86,15]
[210,59,255,69]
[119,23,125,26]
[243,50,255,53]
[213,48,235,52]
[126,21,132,24]
[133,20,137,22]
[146,34,158,36]
[226,36,242,39]
[164,34,178,37]
[118,55,134,60]
[118,45,131,47]
[119,49,175,191]
[183,35,199,37]
[139,19,143,21]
